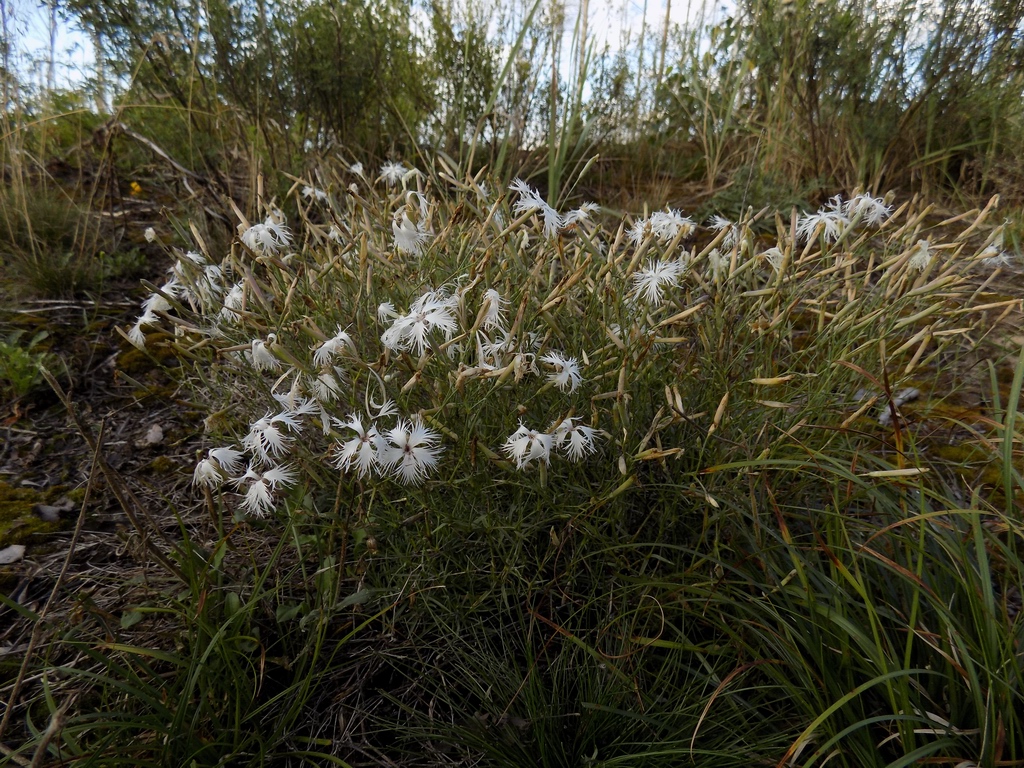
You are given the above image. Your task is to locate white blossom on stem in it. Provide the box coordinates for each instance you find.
[378,162,408,187]
[843,194,891,226]
[333,415,385,478]
[481,288,508,331]
[552,417,599,461]
[392,211,431,255]
[509,178,563,239]
[241,217,292,254]
[243,411,301,462]
[540,351,583,393]
[249,334,281,371]
[232,463,297,517]
[380,418,443,485]
[632,259,684,305]
[502,423,553,468]
[313,327,354,366]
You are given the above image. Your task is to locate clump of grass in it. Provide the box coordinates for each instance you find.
[0,186,99,297]
[7,154,1023,765]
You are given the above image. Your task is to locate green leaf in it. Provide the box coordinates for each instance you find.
[276,601,305,622]
[338,588,374,609]
[120,609,144,629]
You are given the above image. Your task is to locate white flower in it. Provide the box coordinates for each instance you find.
[243,411,299,462]
[378,161,408,187]
[179,251,205,268]
[313,327,354,366]
[144,227,156,242]
[563,202,599,226]
[630,209,695,247]
[509,178,544,211]
[127,310,159,348]
[310,370,342,402]
[844,194,891,226]
[232,463,297,517]
[127,285,179,345]
[708,215,741,249]
[908,239,932,272]
[240,477,274,516]
[241,217,292,254]
[193,265,225,308]
[302,185,328,202]
[632,259,684,305]
[377,301,399,322]
[333,415,385,478]
[262,463,297,489]
[552,417,599,461]
[349,162,364,177]
[203,262,224,283]
[272,388,319,423]
[249,335,281,371]
[193,458,222,488]
[502,423,553,468]
[649,209,695,242]
[142,291,172,315]
[209,446,245,475]
[540,351,583,393]
[392,211,431,255]
[170,253,224,309]
[380,418,443,485]
[269,377,320,432]
[371,398,399,419]
[628,218,650,247]
[381,289,459,356]
[193,445,246,488]
[761,246,785,273]
[221,283,245,323]
[272,377,304,412]
[509,178,563,239]
[481,288,508,331]
[980,244,1015,267]
[478,328,516,362]
[796,206,848,243]
[472,333,500,371]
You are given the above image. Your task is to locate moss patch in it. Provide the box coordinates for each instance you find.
[116,331,181,374]
[933,442,1006,488]
[148,455,178,474]
[0,481,65,547]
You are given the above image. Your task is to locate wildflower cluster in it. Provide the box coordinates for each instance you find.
[503,417,597,468]
[629,209,696,246]
[380,287,458,355]
[508,179,598,239]
[334,414,442,485]
[796,193,892,243]
[129,159,1007,522]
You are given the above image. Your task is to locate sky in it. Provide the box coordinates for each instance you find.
[4,0,95,90]
[589,0,730,51]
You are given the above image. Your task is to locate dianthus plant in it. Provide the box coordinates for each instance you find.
[126,158,964,523]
